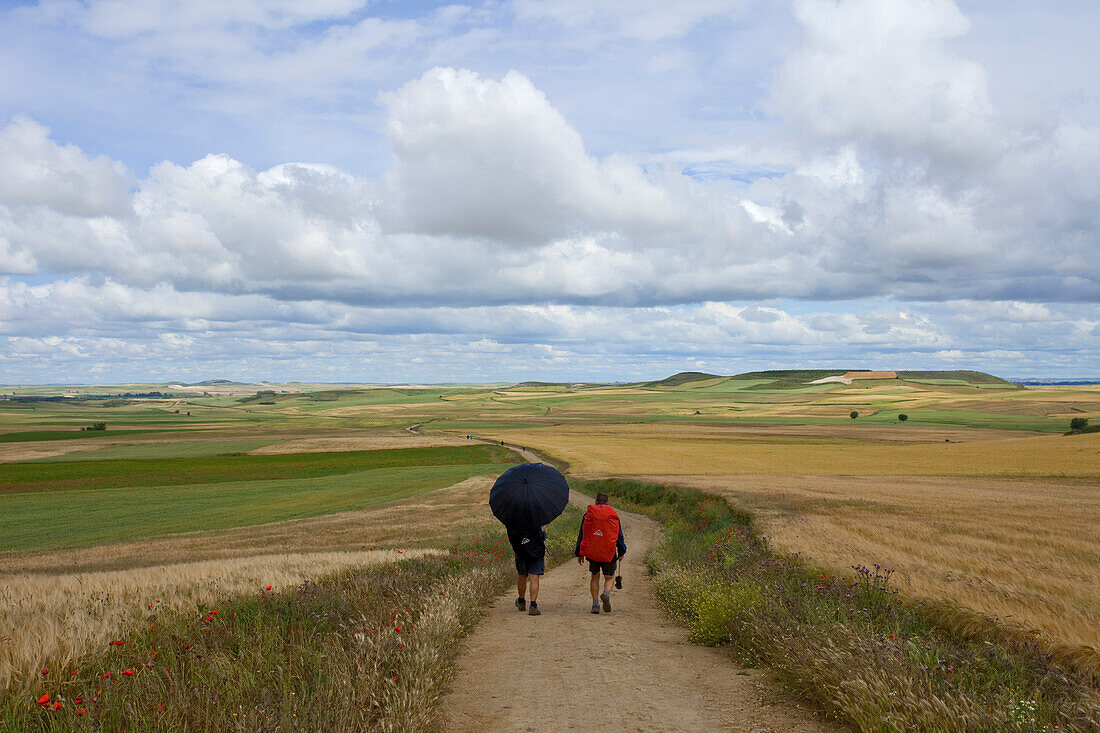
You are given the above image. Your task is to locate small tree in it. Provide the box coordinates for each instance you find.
[898,413,909,422]
[850,410,859,419]
[1069,417,1089,432]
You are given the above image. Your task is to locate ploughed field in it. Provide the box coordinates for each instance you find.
[0,371,1097,723]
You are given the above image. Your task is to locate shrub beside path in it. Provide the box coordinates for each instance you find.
[441,496,837,732]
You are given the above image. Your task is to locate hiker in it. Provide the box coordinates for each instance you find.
[575,493,627,614]
[508,525,546,616]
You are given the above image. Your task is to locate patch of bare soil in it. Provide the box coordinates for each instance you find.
[442,504,837,732]
[247,432,468,454]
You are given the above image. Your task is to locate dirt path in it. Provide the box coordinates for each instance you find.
[442,500,837,732]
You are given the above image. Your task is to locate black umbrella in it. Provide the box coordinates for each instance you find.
[489,463,570,529]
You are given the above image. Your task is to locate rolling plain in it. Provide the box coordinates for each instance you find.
[1,371,1097,729]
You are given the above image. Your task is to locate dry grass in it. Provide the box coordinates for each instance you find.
[0,548,438,690]
[0,474,497,694]
[647,474,1100,655]
[483,424,1100,659]
[486,424,1100,477]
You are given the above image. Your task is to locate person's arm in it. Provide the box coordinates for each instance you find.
[616,523,627,558]
[574,514,585,557]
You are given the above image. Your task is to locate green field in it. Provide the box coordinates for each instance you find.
[0,444,514,495]
[0,444,517,551]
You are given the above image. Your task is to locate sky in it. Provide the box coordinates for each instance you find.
[0,0,1097,384]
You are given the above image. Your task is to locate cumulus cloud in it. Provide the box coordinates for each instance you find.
[771,0,998,160]
[0,0,1097,381]
[0,116,130,216]
[379,68,681,242]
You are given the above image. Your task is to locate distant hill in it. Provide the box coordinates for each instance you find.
[647,372,723,387]
[172,379,251,387]
[734,369,857,381]
[895,370,1017,385]
[729,369,1019,389]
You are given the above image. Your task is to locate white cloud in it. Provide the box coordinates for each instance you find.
[771,0,998,161]
[0,116,130,216]
[0,0,1098,380]
[379,68,681,242]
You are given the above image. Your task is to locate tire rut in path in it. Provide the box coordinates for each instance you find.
[442,501,837,732]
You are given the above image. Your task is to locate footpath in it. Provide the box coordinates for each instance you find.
[441,494,836,732]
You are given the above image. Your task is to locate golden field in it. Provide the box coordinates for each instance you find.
[0,548,438,688]
[0,474,496,689]
[2,375,1098,692]
[482,422,1100,656]
[480,423,1100,478]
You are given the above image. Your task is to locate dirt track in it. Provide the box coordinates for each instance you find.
[442,501,836,732]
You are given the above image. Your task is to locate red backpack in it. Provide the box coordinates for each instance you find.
[579,504,620,562]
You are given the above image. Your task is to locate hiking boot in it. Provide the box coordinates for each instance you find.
[528,602,540,616]
[515,597,526,612]
[591,600,600,614]
[600,590,612,613]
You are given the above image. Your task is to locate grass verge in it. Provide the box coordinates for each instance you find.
[576,477,1100,732]
[4,505,581,731]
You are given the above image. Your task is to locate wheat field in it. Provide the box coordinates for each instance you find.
[485,424,1100,656]
[0,548,439,689]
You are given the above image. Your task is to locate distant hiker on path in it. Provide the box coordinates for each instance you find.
[575,493,627,614]
[509,525,546,616]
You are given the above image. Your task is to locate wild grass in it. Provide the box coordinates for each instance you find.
[1,495,581,731]
[583,477,1100,732]
[0,549,437,691]
[655,473,1100,658]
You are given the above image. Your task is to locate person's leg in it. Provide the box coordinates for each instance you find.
[603,573,615,593]
[529,574,540,603]
[589,572,600,600]
[517,574,527,600]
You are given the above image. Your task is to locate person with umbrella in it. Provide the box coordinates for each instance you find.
[489,463,571,617]
[508,524,545,615]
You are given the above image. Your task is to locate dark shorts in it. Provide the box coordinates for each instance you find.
[515,553,545,576]
[587,558,617,576]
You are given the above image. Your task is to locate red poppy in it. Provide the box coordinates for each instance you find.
[37,694,50,705]
[40,668,49,675]
[99,673,111,679]
[73,698,82,704]
[122,670,135,676]
[265,585,272,590]
[51,701,63,710]
[77,708,87,716]
[70,670,77,676]
[395,627,402,633]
